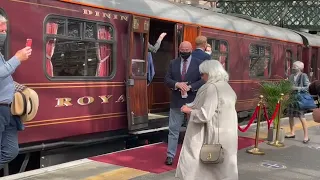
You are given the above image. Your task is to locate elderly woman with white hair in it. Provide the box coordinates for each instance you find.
[176,60,238,180]
[285,61,310,143]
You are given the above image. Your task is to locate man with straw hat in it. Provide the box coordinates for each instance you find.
[0,14,32,169]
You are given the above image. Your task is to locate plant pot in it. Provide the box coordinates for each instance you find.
[267,128,285,143]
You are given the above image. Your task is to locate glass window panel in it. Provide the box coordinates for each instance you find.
[84,22,95,39]
[45,17,114,78]
[207,38,229,71]
[249,44,271,78]
[68,20,81,38]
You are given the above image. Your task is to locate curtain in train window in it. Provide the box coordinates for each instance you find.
[96,25,112,77]
[249,44,271,78]
[45,22,58,77]
[207,39,229,70]
[44,17,114,78]
[285,50,293,77]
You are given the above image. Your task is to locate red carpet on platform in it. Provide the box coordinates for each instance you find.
[89,136,263,174]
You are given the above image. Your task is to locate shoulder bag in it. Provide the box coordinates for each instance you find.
[200,84,224,164]
[295,73,317,110]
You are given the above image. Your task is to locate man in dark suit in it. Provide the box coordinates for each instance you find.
[164,41,204,165]
[191,36,211,61]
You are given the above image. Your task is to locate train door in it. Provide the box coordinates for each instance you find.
[126,16,150,131]
[302,47,311,76]
[311,48,319,81]
[183,24,201,49]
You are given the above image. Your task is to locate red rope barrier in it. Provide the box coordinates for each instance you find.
[238,106,260,132]
[263,103,280,130]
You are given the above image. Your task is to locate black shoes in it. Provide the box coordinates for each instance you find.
[285,135,295,138]
[165,157,173,165]
[285,134,310,144]
[303,138,310,144]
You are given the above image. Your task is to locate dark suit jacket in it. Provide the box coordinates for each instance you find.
[192,49,211,61]
[164,56,204,109]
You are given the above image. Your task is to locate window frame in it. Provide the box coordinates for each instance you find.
[285,49,293,77]
[248,43,272,79]
[207,38,229,71]
[0,9,9,60]
[43,15,117,81]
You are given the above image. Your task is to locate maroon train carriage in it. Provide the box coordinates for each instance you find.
[1,0,320,176]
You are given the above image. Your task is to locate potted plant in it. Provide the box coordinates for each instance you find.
[258,80,294,143]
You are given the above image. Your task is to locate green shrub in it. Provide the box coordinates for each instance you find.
[258,80,294,128]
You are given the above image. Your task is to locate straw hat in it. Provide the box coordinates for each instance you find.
[11,88,39,122]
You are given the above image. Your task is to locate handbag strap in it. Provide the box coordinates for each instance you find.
[204,83,220,144]
[297,73,304,88]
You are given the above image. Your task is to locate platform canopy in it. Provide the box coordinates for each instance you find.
[170,0,320,33]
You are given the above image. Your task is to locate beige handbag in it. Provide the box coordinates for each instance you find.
[200,84,224,164]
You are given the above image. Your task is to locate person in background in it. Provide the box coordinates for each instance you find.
[148,32,167,53]
[164,41,204,166]
[285,61,310,143]
[309,80,320,96]
[192,36,211,61]
[205,43,212,56]
[177,60,238,180]
[147,32,166,85]
[308,80,320,107]
[0,14,32,169]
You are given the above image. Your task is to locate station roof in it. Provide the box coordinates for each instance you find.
[64,0,303,44]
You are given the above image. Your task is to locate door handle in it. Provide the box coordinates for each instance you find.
[127,79,135,86]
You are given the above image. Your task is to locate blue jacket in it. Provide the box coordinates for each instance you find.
[192,49,211,61]
[147,52,155,85]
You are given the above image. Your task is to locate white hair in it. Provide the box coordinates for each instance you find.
[293,61,304,70]
[0,15,7,23]
[199,60,229,82]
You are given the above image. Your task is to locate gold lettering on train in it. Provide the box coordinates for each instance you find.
[55,98,73,107]
[115,95,125,103]
[77,96,95,106]
[99,95,113,104]
[55,95,125,107]
[83,9,128,21]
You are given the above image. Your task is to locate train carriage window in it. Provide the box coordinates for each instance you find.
[285,50,293,77]
[0,10,8,59]
[44,16,114,79]
[207,39,229,71]
[249,44,271,78]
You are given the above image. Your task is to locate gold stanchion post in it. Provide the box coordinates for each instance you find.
[246,95,265,155]
[268,93,285,147]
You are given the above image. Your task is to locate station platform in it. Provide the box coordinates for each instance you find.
[3,113,320,180]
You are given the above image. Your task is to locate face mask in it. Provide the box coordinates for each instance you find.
[292,68,299,74]
[180,52,191,60]
[0,33,6,47]
[205,51,212,55]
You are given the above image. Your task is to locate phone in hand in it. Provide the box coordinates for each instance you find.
[26,39,32,47]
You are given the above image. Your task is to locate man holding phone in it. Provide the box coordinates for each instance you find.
[0,15,32,169]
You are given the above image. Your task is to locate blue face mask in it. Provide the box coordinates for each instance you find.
[0,33,7,47]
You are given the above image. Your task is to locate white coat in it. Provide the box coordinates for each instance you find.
[175,80,238,180]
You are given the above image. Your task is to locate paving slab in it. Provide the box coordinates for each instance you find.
[3,116,319,180]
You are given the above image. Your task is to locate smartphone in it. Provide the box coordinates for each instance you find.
[26,39,32,47]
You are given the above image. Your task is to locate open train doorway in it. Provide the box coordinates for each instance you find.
[146,19,177,131]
